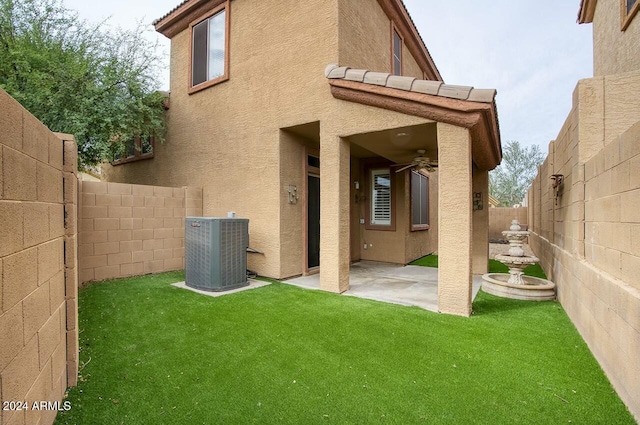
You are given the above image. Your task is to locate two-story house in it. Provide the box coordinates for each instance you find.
[105,0,502,317]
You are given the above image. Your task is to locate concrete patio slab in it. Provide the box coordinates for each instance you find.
[284,261,483,312]
[172,279,270,297]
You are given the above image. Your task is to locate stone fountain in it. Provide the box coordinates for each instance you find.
[482,220,556,301]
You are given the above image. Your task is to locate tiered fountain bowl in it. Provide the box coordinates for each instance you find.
[482,220,556,301]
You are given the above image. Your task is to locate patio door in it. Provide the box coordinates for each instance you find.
[307,173,320,269]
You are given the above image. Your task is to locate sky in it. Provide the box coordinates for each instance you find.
[63,0,593,153]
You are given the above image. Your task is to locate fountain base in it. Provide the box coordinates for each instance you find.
[482,273,556,301]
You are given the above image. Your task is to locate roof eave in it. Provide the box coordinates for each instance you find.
[578,0,597,24]
[154,0,223,38]
[328,78,502,171]
[378,0,443,81]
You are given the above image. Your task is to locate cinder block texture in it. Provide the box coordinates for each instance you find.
[527,78,640,419]
[78,182,200,283]
[489,207,528,240]
[1,88,78,425]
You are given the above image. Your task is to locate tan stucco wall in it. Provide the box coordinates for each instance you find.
[592,0,640,76]
[350,163,437,265]
[337,0,426,79]
[527,74,640,419]
[0,89,78,425]
[77,182,202,284]
[472,168,489,274]
[437,123,473,316]
[105,0,434,279]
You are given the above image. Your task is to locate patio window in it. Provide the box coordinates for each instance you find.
[190,2,229,93]
[371,169,392,226]
[622,0,639,29]
[411,171,429,230]
[392,28,402,75]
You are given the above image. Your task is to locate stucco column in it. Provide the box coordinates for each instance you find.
[472,167,489,274]
[437,123,473,316]
[319,128,350,293]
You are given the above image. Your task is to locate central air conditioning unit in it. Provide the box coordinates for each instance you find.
[185,217,249,292]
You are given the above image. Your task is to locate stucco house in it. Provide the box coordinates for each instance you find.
[527,0,640,418]
[105,0,502,316]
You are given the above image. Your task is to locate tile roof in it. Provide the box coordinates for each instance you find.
[153,0,196,25]
[324,64,496,103]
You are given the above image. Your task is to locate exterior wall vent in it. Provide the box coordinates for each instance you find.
[185,217,249,291]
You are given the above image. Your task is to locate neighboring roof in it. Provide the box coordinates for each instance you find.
[324,64,502,170]
[578,0,597,23]
[488,195,500,207]
[153,0,442,80]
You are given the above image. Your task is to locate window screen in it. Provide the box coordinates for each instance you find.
[393,30,402,75]
[191,9,226,87]
[411,171,429,226]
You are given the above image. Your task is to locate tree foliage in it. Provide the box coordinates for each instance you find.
[489,141,545,207]
[0,0,165,167]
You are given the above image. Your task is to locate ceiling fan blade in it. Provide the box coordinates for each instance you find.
[395,164,414,173]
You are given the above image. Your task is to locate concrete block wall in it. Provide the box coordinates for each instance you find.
[78,182,202,284]
[488,207,527,240]
[0,89,78,425]
[527,77,640,419]
[584,120,640,286]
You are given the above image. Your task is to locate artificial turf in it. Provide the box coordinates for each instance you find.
[54,271,635,424]
[410,255,548,279]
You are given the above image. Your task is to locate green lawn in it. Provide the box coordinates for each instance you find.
[54,271,634,424]
[410,255,548,279]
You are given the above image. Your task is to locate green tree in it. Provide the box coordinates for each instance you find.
[0,0,165,168]
[490,140,545,207]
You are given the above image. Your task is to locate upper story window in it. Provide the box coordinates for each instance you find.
[411,171,429,230]
[622,0,639,30]
[190,2,229,93]
[392,28,403,76]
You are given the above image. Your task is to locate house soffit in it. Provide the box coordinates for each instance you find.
[578,0,597,24]
[325,64,502,171]
[154,0,226,38]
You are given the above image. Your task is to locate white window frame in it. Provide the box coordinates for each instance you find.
[370,169,392,226]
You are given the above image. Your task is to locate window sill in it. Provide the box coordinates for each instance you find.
[411,224,430,232]
[188,74,229,95]
[111,154,154,166]
[365,223,396,232]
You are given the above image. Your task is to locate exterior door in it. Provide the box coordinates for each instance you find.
[307,174,320,269]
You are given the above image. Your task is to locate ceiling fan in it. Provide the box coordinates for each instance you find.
[394,150,438,173]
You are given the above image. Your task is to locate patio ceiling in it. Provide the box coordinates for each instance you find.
[325,65,502,171]
[346,123,437,164]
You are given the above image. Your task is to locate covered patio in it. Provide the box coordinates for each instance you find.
[317,65,501,317]
[286,261,484,312]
